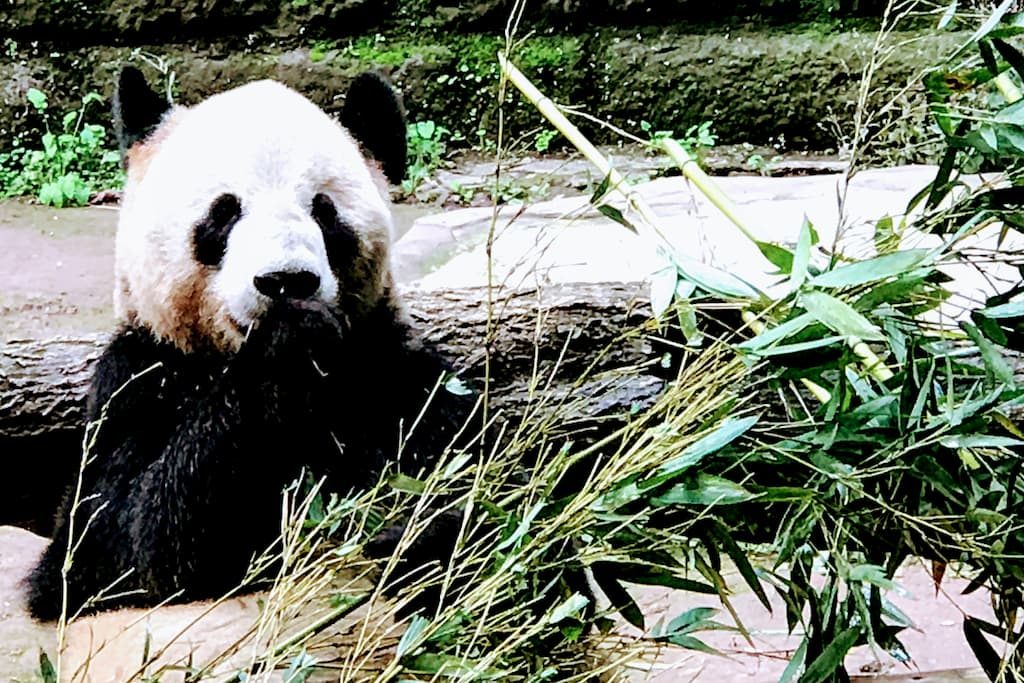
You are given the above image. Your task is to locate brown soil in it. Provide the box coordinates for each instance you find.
[0,200,118,341]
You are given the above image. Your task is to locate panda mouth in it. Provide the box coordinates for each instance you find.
[233,316,254,342]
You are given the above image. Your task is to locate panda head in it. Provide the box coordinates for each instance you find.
[111,66,407,353]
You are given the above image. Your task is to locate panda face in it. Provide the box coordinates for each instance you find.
[113,79,397,353]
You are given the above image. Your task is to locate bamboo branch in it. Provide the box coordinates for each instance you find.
[499,56,896,394]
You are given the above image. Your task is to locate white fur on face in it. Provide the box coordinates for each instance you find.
[212,192,339,332]
[115,80,394,352]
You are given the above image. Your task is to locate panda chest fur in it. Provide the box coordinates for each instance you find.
[130,320,405,491]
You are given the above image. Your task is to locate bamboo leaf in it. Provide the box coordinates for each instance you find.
[589,172,612,204]
[980,38,1000,76]
[592,566,644,629]
[388,473,427,494]
[650,265,679,318]
[939,434,1024,448]
[963,322,1015,386]
[38,651,56,683]
[547,593,590,624]
[979,299,1024,318]
[665,606,720,633]
[749,335,846,357]
[938,0,957,29]
[963,617,1003,681]
[757,241,794,274]
[656,633,719,653]
[673,255,762,299]
[749,486,815,502]
[790,217,813,290]
[612,563,718,594]
[780,638,808,683]
[596,204,637,233]
[590,480,642,512]
[397,615,431,658]
[996,98,1024,126]
[654,415,760,479]
[801,290,885,341]
[495,501,544,551]
[952,0,1015,61]
[810,250,930,288]
[712,520,772,612]
[799,627,860,683]
[737,312,815,351]
[402,653,507,679]
[652,474,754,506]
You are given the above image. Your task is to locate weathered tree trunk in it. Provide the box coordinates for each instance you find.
[0,283,657,438]
[1,282,674,533]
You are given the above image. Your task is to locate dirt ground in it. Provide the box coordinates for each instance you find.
[0,199,994,681]
[0,201,118,341]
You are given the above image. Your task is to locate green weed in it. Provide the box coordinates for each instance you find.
[641,119,717,155]
[745,152,783,175]
[533,129,558,153]
[402,120,455,197]
[0,88,123,207]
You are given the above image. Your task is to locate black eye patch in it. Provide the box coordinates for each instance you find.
[312,193,360,271]
[193,193,242,267]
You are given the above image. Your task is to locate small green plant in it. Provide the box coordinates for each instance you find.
[641,119,717,155]
[308,40,335,63]
[0,88,123,207]
[745,152,783,175]
[402,120,453,196]
[494,177,548,204]
[533,128,558,153]
[447,180,477,205]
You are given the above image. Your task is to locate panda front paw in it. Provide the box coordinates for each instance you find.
[24,551,63,622]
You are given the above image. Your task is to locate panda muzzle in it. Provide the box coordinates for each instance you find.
[253,269,321,301]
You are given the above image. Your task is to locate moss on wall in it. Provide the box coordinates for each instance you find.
[0,25,964,163]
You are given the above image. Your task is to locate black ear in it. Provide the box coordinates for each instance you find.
[112,66,171,160]
[341,71,407,185]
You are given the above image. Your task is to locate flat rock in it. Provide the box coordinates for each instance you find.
[0,525,55,681]
[394,165,1022,321]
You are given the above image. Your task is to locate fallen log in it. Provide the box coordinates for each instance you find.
[1,282,656,438]
[1,282,674,532]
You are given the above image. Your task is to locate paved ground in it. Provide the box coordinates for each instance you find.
[0,526,54,682]
[398,166,1023,330]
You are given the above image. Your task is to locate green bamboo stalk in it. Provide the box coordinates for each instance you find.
[659,138,759,245]
[995,72,1023,104]
[497,53,672,252]
[499,55,893,392]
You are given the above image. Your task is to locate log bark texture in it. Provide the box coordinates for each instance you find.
[1,282,666,533]
[0,282,656,439]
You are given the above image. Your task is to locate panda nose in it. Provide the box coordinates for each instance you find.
[253,270,321,300]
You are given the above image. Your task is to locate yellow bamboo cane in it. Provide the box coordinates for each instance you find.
[497,54,897,399]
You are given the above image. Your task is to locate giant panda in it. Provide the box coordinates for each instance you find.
[26,66,471,621]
